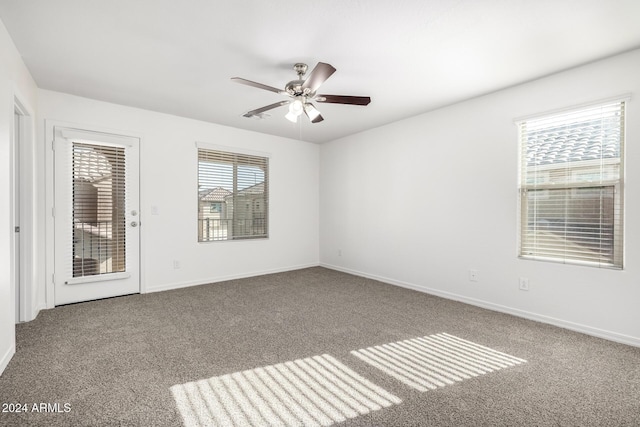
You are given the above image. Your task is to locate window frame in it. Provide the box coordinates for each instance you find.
[196,143,270,242]
[516,98,626,269]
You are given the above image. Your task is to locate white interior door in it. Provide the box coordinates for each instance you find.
[13,109,21,322]
[54,127,140,305]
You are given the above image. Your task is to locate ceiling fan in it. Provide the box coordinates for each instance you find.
[231,62,371,124]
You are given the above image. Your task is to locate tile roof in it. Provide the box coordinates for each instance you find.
[199,187,232,201]
[526,120,621,167]
[236,182,265,195]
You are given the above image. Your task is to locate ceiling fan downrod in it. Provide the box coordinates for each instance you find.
[286,63,310,97]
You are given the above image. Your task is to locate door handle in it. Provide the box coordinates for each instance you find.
[131,221,138,227]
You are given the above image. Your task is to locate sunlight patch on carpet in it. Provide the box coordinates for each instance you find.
[351,332,527,392]
[170,354,401,427]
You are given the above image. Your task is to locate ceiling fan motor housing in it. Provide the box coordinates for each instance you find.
[285,79,311,97]
[286,63,313,97]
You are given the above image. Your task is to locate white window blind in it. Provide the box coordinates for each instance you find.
[198,148,268,241]
[72,142,127,277]
[518,100,625,268]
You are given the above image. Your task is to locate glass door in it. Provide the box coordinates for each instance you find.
[54,127,140,305]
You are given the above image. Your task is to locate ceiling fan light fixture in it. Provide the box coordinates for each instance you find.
[303,103,321,121]
[286,97,304,122]
[285,111,299,123]
[289,98,304,115]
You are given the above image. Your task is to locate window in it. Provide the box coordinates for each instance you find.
[210,202,222,213]
[72,142,126,277]
[517,100,625,268]
[198,147,268,241]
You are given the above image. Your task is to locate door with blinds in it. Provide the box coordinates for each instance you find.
[53,127,140,305]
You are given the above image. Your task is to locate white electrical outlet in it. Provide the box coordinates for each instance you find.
[469,270,479,282]
[173,260,181,269]
[519,277,529,291]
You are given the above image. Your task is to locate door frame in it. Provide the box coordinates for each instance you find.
[45,120,145,308]
[10,87,36,323]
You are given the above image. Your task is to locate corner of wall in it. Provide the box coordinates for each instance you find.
[0,342,15,376]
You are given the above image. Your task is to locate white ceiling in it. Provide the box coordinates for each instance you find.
[1,0,640,143]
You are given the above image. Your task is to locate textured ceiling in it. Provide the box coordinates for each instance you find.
[1,0,640,143]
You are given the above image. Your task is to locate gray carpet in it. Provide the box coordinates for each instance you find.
[0,267,639,426]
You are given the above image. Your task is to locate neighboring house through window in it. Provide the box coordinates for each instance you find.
[197,146,269,241]
[517,99,625,268]
[210,202,222,213]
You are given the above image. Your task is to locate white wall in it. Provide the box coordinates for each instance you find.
[0,20,38,375]
[38,90,319,302]
[320,49,640,346]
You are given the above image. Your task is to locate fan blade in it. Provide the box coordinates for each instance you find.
[304,103,324,123]
[301,62,336,93]
[316,95,371,106]
[243,100,290,118]
[231,77,285,94]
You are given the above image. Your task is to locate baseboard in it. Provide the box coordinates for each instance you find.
[0,343,15,377]
[321,263,640,348]
[24,303,47,322]
[145,263,321,294]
